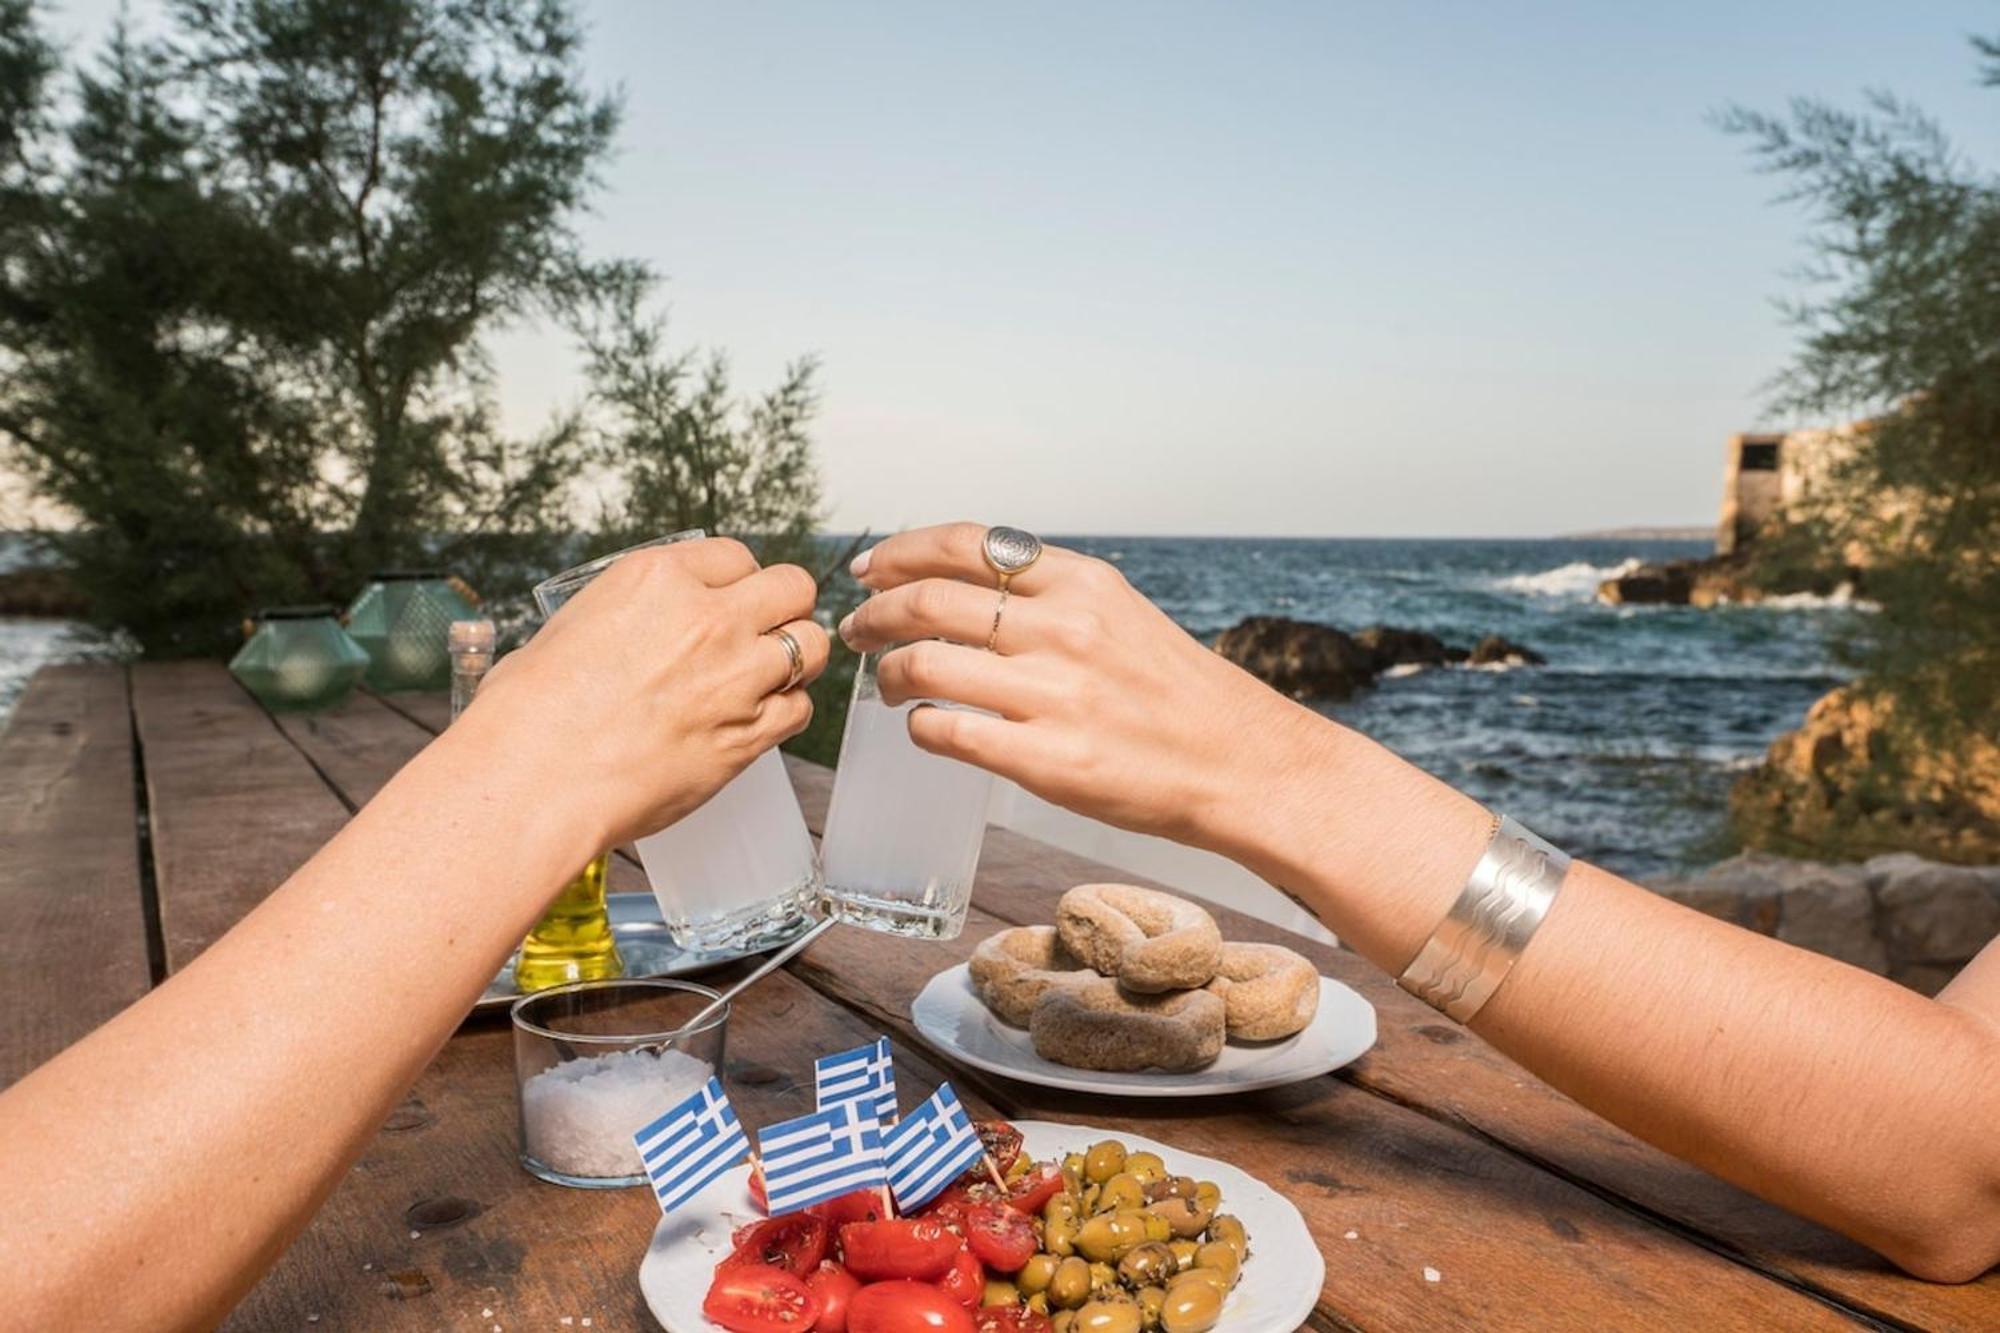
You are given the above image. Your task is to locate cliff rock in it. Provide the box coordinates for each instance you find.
[1212,616,1376,699]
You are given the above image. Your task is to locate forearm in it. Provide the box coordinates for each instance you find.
[0,715,599,1328]
[1222,707,2000,1281]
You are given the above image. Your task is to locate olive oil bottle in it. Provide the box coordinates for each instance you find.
[450,620,624,993]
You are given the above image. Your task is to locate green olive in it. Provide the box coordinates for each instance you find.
[1118,1241,1179,1288]
[1167,1239,1200,1272]
[1046,1192,1079,1227]
[1159,1279,1223,1333]
[1088,1260,1121,1299]
[1052,1313,1076,1333]
[1083,1139,1128,1183]
[1046,1214,1079,1258]
[1168,1267,1230,1301]
[1122,1151,1166,1186]
[1146,1175,1199,1203]
[983,1278,1020,1307]
[1141,1212,1173,1244]
[1193,1181,1221,1215]
[1080,1182,1102,1215]
[1027,1293,1050,1315]
[1136,1284,1167,1329]
[1146,1197,1213,1239]
[1050,1256,1093,1310]
[1073,1298,1144,1333]
[1097,1171,1147,1214]
[1193,1241,1239,1286]
[1018,1253,1059,1296]
[1062,1152,1088,1195]
[1077,1209,1149,1262]
[1205,1214,1248,1262]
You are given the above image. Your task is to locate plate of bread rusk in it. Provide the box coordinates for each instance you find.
[914,883,1376,1096]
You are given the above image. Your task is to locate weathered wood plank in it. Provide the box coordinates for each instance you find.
[131,662,353,970]
[0,664,151,1088]
[804,764,1996,1329]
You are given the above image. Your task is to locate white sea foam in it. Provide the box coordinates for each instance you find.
[1492,558,1643,600]
[1381,662,1427,679]
[1755,583,1878,612]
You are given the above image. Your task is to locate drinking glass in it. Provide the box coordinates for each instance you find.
[819,649,994,939]
[511,978,728,1188]
[533,532,820,952]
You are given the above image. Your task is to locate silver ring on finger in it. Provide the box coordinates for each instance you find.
[982,525,1043,591]
[985,587,1008,652]
[767,627,805,691]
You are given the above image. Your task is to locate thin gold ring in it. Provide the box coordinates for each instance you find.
[985,587,1009,652]
[769,627,805,690]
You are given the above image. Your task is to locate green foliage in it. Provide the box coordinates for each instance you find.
[0,0,609,653]
[1722,41,2000,749]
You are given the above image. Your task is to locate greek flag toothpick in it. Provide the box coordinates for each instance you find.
[633,1076,751,1214]
[759,1100,889,1215]
[815,1036,898,1125]
[882,1082,986,1211]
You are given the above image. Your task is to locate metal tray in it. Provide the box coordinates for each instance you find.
[473,892,786,1015]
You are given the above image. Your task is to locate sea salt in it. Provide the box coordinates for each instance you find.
[1423,1267,1441,1283]
[520,1047,711,1179]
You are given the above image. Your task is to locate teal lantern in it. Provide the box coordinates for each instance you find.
[344,571,479,692]
[228,606,370,712]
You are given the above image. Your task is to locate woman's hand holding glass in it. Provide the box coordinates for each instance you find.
[467,536,829,851]
[837,522,1311,856]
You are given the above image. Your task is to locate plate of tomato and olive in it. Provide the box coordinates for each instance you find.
[638,1118,1323,1333]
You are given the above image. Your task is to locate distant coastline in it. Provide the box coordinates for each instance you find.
[1561,525,1714,542]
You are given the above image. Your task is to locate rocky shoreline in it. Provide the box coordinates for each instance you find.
[1212,615,1543,700]
[1596,553,1861,607]
[1655,852,1999,995]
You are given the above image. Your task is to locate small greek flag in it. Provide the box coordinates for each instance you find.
[759,1100,888,1215]
[882,1082,986,1211]
[815,1037,898,1125]
[632,1076,751,1214]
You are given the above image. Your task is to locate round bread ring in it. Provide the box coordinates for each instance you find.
[968,925,1095,1027]
[1204,942,1320,1040]
[1055,883,1222,993]
[1028,976,1226,1073]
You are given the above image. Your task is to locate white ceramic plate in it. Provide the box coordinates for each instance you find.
[909,964,1375,1098]
[640,1119,1324,1332]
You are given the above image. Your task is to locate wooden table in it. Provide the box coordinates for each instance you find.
[2,661,1993,1331]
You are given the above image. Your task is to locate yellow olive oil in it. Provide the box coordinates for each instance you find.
[514,853,625,992]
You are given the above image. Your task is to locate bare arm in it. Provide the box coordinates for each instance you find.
[841,522,2000,1282]
[0,538,828,1329]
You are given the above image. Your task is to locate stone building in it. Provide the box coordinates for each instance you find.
[1715,428,1843,555]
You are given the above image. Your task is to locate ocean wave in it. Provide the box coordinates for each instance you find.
[1748,583,1878,612]
[1380,662,1428,679]
[1491,557,1642,600]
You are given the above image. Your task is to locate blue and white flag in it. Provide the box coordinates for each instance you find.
[632,1076,752,1214]
[882,1082,985,1211]
[815,1037,897,1125]
[759,1100,888,1215]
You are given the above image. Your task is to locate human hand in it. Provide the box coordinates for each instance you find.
[466,538,828,849]
[837,522,1313,851]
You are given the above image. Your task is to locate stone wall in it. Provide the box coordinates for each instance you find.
[1654,853,2000,995]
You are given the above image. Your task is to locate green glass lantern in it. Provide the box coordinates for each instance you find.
[344,571,479,692]
[228,606,370,711]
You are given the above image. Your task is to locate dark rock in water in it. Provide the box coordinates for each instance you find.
[1468,635,1546,667]
[1215,616,1545,698]
[1598,561,1696,605]
[1597,554,1852,608]
[1212,616,1376,699]
[0,566,89,617]
[1353,625,1453,671]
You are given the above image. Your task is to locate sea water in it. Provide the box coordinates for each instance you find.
[821,694,994,940]
[634,748,819,951]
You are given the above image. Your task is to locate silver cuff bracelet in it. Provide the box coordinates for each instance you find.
[1397,814,1571,1024]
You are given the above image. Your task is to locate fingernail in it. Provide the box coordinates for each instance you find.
[837,612,857,644]
[849,548,872,578]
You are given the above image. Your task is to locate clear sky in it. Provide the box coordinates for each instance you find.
[37,1,2000,536]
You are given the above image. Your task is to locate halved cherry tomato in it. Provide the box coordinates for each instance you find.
[963,1203,1036,1273]
[937,1244,984,1308]
[973,1120,1023,1175]
[703,1263,821,1333]
[1002,1164,1064,1215]
[973,1309,1054,1333]
[806,1261,861,1332]
[725,1214,831,1278]
[847,1280,976,1333]
[838,1219,962,1282]
[810,1188,889,1228]
[914,1197,967,1236]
